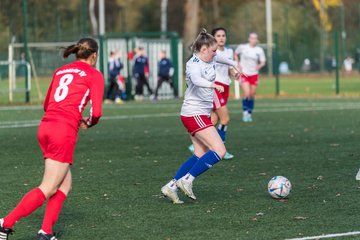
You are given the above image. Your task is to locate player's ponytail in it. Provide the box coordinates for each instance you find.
[190,28,217,53]
[62,38,98,60]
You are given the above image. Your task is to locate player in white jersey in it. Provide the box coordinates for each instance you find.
[161,29,242,204]
[235,32,266,122]
[188,27,238,160]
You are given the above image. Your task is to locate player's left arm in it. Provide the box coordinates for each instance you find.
[216,55,244,76]
[257,48,266,71]
[85,71,104,128]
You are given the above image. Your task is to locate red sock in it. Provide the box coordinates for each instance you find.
[41,190,67,234]
[3,188,46,228]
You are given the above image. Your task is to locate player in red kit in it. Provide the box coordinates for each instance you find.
[0,38,104,240]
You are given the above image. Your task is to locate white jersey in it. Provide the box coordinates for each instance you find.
[215,47,234,86]
[235,43,266,76]
[181,54,237,117]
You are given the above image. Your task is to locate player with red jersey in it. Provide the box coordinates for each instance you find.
[0,38,104,240]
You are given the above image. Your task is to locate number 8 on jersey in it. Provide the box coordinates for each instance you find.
[54,74,74,102]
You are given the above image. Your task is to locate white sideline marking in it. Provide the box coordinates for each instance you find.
[1,104,360,129]
[286,231,360,240]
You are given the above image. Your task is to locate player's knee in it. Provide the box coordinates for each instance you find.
[194,148,207,157]
[213,145,226,159]
[40,186,58,199]
[220,116,230,125]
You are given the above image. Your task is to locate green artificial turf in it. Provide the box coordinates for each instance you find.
[0,98,360,239]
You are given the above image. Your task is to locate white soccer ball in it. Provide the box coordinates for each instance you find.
[268,176,292,199]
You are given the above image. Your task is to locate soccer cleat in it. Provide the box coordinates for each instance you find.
[114,98,124,105]
[247,114,253,122]
[356,169,360,180]
[0,219,14,240]
[242,112,249,122]
[104,99,113,104]
[188,144,195,154]
[161,186,184,204]
[177,178,196,200]
[37,230,58,240]
[223,152,234,160]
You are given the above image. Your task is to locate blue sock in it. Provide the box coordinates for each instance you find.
[248,98,255,113]
[174,155,199,180]
[188,151,221,177]
[242,98,248,112]
[217,124,227,143]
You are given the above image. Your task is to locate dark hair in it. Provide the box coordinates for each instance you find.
[190,28,217,53]
[211,27,227,37]
[63,38,98,59]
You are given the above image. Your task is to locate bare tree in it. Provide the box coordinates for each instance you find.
[89,0,98,36]
[212,0,220,26]
[183,0,200,56]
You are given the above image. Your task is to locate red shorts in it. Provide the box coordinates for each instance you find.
[213,81,230,110]
[181,115,213,136]
[37,121,78,165]
[241,74,259,86]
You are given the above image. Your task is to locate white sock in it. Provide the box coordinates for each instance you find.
[184,173,195,183]
[166,179,177,189]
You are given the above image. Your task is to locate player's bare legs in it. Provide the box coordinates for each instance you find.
[211,106,234,160]
[39,160,70,198]
[194,127,226,157]
[177,127,226,200]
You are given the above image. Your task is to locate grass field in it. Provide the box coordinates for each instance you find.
[0,98,360,239]
[0,73,360,104]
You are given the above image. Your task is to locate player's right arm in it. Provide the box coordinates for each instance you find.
[187,62,212,88]
[86,71,104,128]
[187,62,224,93]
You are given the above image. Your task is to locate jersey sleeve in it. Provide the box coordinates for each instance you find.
[234,44,243,55]
[215,55,237,68]
[259,48,266,63]
[187,63,212,88]
[86,71,104,127]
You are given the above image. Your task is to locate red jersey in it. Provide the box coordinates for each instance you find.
[42,61,104,130]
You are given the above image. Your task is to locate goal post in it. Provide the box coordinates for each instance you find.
[0,60,31,102]
[7,42,74,103]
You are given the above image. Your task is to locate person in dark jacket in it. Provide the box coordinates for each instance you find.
[133,47,153,100]
[154,50,178,100]
[105,51,123,104]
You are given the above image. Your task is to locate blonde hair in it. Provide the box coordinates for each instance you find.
[190,28,217,53]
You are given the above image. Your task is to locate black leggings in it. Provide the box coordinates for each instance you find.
[154,76,178,97]
[135,74,153,95]
[106,77,121,99]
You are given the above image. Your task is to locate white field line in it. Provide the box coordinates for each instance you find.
[0,101,360,111]
[1,104,360,129]
[286,231,360,240]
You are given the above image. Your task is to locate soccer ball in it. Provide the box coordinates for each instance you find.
[268,176,292,199]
